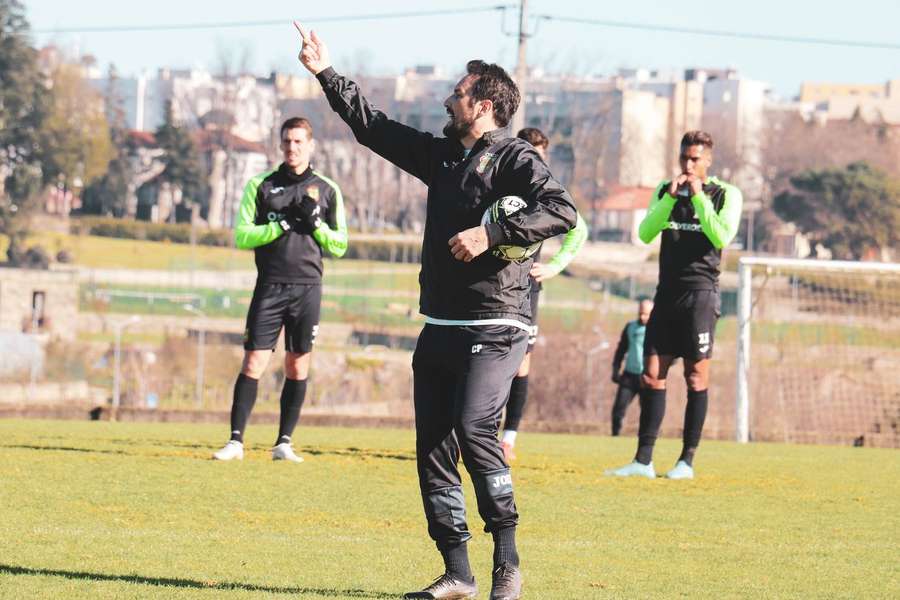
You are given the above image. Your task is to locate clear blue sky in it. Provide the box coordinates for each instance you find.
[25,0,900,98]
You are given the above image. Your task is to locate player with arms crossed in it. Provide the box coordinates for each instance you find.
[295,22,576,600]
[499,127,587,461]
[607,130,742,479]
[212,117,348,462]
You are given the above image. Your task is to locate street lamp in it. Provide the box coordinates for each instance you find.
[183,304,206,409]
[112,315,141,420]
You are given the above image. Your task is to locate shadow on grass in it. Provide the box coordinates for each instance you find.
[0,444,129,456]
[0,564,397,598]
[106,439,416,462]
[300,446,416,462]
[1,442,416,463]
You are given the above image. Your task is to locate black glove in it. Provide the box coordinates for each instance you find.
[289,195,323,233]
[611,372,621,384]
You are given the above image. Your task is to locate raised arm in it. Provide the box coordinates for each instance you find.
[691,182,743,250]
[294,21,436,184]
[638,182,677,245]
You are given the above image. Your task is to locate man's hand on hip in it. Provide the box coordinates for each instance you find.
[449,226,490,262]
[294,21,331,75]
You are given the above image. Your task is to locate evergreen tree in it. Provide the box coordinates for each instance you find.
[0,0,50,265]
[155,101,207,222]
[82,64,131,217]
[774,161,900,260]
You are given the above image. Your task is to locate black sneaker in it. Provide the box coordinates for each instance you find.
[403,572,478,599]
[489,563,522,600]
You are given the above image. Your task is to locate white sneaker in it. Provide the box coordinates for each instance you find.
[272,442,304,463]
[604,460,656,478]
[212,440,244,461]
[665,460,695,480]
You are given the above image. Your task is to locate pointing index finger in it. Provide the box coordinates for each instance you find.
[293,20,311,42]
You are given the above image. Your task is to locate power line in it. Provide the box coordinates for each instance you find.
[538,15,900,51]
[33,6,511,34]
[33,7,899,51]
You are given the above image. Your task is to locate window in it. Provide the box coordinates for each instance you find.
[32,291,46,330]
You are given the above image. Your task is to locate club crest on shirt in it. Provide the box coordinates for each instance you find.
[306,186,320,201]
[476,152,496,175]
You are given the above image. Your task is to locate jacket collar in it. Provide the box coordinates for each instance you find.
[278,163,314,183]
[448,128,510,161]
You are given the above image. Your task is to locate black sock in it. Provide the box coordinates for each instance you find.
[492,527,519,568]
[680,389,709,466]
[440,542,473,581]
[229,373,259,443]
[636,388,667,465]
[276,378,307,446]
[503,375,528,432]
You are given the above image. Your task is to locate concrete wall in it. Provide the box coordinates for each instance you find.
[0,268,79,340]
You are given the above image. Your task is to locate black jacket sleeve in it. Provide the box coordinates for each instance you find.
[612,324,629,375]
[485,143,578,247]
[316,67,436,185]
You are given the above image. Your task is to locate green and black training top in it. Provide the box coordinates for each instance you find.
[234,164,348,284]
[639,176,743,292]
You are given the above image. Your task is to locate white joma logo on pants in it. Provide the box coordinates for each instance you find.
[492,474,512,488]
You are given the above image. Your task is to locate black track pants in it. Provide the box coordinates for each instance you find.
[412,323,528,549]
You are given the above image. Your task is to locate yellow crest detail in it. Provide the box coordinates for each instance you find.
[476,152,495,175]
[306,186,320,201]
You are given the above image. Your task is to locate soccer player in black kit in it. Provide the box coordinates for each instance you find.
[212,117,348,463]
[296,22,576,600]
[607,130,742,480]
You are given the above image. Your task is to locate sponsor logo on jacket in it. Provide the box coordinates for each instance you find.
[667,221,703,232]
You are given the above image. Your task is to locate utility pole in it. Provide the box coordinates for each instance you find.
[510,0,529,134]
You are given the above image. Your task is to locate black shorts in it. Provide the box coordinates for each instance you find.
[243,282,322,353]
[644,289,720,360]
[526,288,540,354]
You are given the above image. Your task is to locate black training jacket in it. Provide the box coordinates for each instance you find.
[315,67,577,322]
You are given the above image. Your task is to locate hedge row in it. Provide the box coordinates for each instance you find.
[69,217,423,263]
[71,217,235,247]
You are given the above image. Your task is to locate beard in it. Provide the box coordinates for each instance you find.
[442,114,475,139]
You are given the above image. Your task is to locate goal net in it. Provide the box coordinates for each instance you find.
[736,257,900,447]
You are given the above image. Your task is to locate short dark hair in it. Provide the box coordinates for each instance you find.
[517,127,548,149]
[680,130,713,150]
[280,117,313,140]
[465,60,520,128]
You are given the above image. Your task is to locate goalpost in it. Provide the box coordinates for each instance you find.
[736,257,900,447]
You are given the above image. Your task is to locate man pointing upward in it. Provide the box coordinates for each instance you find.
[294,21,576,600]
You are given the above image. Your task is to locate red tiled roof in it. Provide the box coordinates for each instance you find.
[127,130,158,147]
[597,186,656,211]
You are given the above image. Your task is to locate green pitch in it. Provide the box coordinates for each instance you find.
[1,420,896,599]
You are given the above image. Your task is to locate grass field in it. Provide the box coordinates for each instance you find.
[3,232,256,271]
[1,420,897,599]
